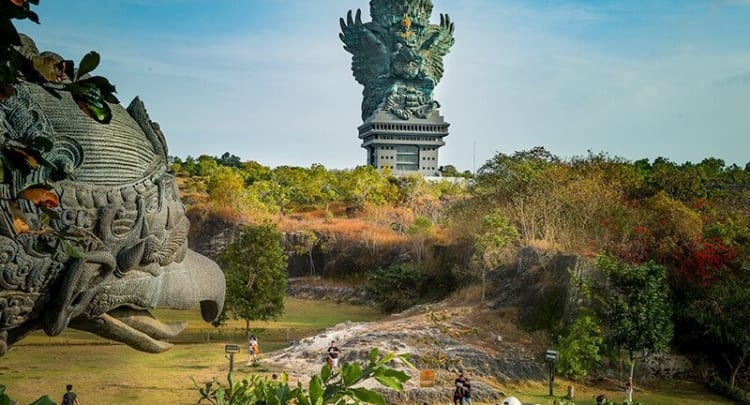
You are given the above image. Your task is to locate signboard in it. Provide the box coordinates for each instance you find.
[419,369,436,387]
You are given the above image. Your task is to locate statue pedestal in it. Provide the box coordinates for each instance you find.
[357,108,449,176]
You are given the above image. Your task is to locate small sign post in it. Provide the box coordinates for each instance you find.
[545,349,558,396]
[225,344,241,372]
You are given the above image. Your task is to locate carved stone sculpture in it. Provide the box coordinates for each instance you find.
[340,0,455,121]
[0,52,225,355]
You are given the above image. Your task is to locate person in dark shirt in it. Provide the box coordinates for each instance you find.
[62,384,80,405]
[326,340,341,368]
[463,378,473,405]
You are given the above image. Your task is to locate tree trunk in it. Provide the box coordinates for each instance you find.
[628,353,636,385]
[728,353,746,388]
[245,319,250,335]
[481,267,486,303]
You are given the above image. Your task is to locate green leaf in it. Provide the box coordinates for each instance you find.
[376,351,395,365]
[341,362,363,387]
[373,375,404,391]
[29,395,56,405]
[308,375,323,403]
[320,364,331,381]
[350,388,385,405]
[379,367,410,384]
[397,353,415,369]
[368,348,379,364]
[76,51,100,80]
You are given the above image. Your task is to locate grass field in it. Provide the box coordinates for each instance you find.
[1,297,384,404]
[0,297,735,405]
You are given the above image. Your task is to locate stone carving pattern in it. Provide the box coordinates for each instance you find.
[0,79,224,356]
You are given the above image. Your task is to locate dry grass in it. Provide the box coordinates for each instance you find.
[276,213,408,245]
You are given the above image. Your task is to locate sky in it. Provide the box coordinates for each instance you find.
[17,0,750,172]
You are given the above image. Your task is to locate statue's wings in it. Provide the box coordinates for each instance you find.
[419,13,455,86]
[340,9,392,119]
[339,9,390,87]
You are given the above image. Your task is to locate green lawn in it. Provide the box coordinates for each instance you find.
[510,379,733,405]
[1,297,384,404]
[0,297,735,404]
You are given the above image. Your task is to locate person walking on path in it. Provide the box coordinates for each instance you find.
[61,384,80,405]
[452,383,464,405]
[326,340,341,368]
[247,335,259,364]
[463,378,473,405]
[453,373,466,405]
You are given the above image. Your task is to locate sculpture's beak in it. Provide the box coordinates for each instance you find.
[69,249,225,353]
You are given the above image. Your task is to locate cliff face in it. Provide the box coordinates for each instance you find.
[187,210,463,279]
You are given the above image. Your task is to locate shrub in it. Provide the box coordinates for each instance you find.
[366,262,425,313]
[557,313,604,381]
[193,348,412,405]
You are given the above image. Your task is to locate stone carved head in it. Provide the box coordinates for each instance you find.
[0,79,225,356]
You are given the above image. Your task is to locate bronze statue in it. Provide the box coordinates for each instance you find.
[0,40,225,356]
[340,0,455,121]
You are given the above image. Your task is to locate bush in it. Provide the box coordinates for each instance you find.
[708,376,750,405]
[193,349,412,405]
[557,313,604,381]
[366,262,426,313]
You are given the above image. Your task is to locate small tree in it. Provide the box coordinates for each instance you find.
[687,269,750,388]
[407,216,433,263]
[291,230,320,276]
[218,222,288,334]
[596,254,673,384]
[557,313,604,382]
[472,209,519,302]
[366,263,425,313]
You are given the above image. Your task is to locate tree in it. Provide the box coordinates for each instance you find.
[556,313,604,382]
[472,209,519,302]
[218,152,242,168]
[291,230,320,276]
[686,269,750,388]
[366,263,425,313]
[596,254,673,384]
[406,216,433,263]
[207,166,247,208]
[218,222,288,333]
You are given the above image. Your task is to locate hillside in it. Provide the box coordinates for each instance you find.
[176,150,750,402]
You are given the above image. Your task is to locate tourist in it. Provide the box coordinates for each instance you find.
[247,335,259,364]
[454,372,466,387]
[61,384,80,405]
[463,378,473,405]
[326,340,340,368]
[453,383,464,405]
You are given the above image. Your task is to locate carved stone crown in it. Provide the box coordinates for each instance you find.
[370,0,434,28]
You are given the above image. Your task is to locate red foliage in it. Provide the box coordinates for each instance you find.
[671,238,739,288]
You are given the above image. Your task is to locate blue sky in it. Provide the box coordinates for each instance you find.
[18,0,750,171]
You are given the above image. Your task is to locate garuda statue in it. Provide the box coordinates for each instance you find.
[0,39,225,356]
[340,0,455,121]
